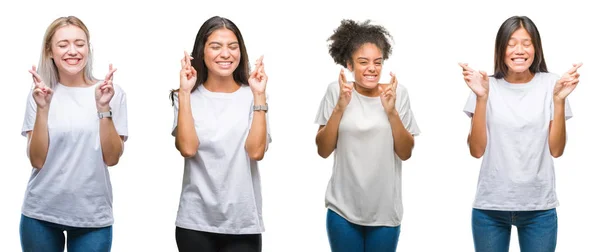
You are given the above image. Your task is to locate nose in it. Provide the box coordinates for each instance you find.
[515,44,525,54]
[219,48,231,58]
[368,63,376,72]
[68,44,77,55]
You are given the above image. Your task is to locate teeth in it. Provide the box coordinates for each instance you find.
[218,62,231,66]
[365,76,377,80]
[513,59,526,63]
[65,59,79,65]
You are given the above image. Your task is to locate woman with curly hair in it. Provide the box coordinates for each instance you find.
[314,19,421,252]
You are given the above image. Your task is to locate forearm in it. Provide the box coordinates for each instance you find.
[468,96,488,158]
[549,98,567,157]
[29,108,50,169]
[99,117,123,166]
[246,94,267,161]
[175,92,199,158]
[316,105,344,158]
[387,110,414,160]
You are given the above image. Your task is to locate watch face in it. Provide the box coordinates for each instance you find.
[98,111,112,118]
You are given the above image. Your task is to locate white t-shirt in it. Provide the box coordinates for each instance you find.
[463,72,572,211]
[171,84,271,234]
[314,81,421,227]
[20,82,128,228]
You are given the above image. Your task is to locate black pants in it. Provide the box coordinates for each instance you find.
[175,227,261,252]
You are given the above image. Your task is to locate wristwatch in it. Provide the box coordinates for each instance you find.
[253,104,268,113]
[98,110,112,119]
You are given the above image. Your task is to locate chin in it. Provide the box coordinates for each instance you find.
[357,80,379,89]
[59,67,84,75]
[215,70,235,77]
[509,66,531,74]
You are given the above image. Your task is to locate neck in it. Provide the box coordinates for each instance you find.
[505,70,535,84]
[204,74,240,93]
[59,72,90,87]
[353,82,379,97]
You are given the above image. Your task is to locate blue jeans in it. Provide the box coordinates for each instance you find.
[326,209,400,252]
[20,214,112,252]
[472,208,558,252]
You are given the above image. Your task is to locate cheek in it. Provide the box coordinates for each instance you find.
[204,49,216,59]
[527,48,535,56]
[353,65,366,74]
[50,48,64,59]
[504,48,513,58]
[232,50,241,60]
[79,47,89,57]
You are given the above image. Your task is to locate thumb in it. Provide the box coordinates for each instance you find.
[378,85,383,94]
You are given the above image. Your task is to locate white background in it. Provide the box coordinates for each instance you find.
[1,0,598,251]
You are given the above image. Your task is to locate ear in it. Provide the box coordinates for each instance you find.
[346,61,353,72]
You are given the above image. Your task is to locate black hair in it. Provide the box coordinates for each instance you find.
[493,16,547,79]
[327,19,393,67]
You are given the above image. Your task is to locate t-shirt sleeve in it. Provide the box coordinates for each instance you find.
[265,95,272,149]
[463,91,477,118]
[110,84,129,141]
[551,98,573,121]
[396,85,421,136]
[171,91,179,137]
[314,81,339,125]
[21,86,37,137]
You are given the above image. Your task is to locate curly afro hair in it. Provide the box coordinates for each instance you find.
[327,19,393,67]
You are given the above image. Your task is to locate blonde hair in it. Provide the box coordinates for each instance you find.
[38,16,97,88]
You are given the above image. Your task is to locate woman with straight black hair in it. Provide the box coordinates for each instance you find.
[460,15,582,252]
[170,16,271,252]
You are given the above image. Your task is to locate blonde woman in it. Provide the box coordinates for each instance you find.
[19,16,128,252]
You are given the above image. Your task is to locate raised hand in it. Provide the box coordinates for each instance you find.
[378,72,397,114]
[337,68,353,110]
[29,65,53,109]
[459,63,489,98]
[95,64,117,111]
[554,63,582,100]
[248,55,267,95]
[180,51,197,93]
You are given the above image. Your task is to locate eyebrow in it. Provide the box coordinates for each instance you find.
[357,57,383,61]
[208,41,239,46]
[509,37,531,41]
[56,39,86,44]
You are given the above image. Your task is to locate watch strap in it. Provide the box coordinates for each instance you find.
[98,110,112,119]
[253,104,268,112]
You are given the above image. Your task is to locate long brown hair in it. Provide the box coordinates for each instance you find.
[170,16,250,105]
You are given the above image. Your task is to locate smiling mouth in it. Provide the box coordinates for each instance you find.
[364,75,378,81]
[511,58,528,64]
[217,62,232,67]
[64,58,81,65]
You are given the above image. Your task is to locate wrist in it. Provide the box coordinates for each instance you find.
[97,105,110,112]
[476,94,489,101]
[386,108,399,118]
[179,88,192,95]
[36,106,50,113]
[253,93,266,105]
[553,96,566,104]
[334,103,347,112]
